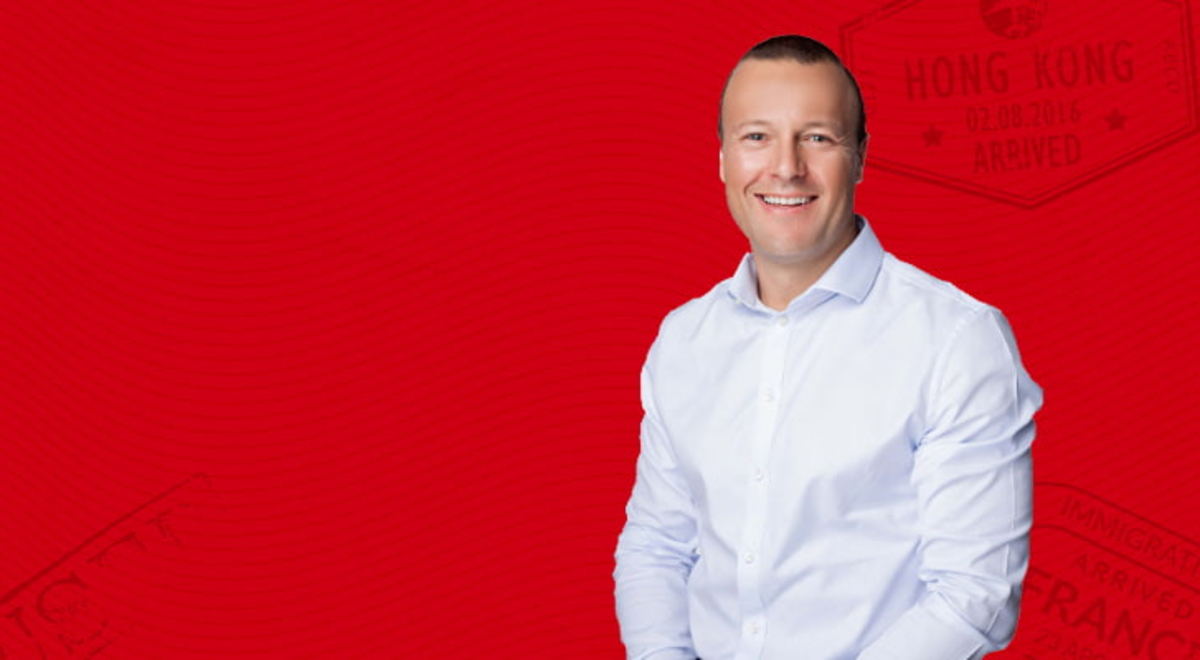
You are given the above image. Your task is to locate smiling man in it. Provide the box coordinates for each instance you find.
[614,36,1043,660]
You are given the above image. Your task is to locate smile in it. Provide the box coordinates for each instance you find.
[759,195,814,207]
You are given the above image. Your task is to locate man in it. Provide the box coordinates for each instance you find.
[614,35,1042,660]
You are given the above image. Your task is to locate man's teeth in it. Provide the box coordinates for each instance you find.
[762,195,813,206]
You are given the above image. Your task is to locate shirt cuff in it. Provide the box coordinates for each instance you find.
[857,602,986,660]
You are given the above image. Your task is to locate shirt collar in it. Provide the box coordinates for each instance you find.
[727,215,884,310]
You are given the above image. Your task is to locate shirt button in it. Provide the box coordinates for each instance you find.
[747,620,761,635]
[763,390,775,403]
[744,551,756,564]
[753,468,765,482]
[775,315,788,327]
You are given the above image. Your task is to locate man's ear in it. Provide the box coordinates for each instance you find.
[854,135,869,184]
[719,147,726,184]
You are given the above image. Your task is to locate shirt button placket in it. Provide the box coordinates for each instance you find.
[735,313,789,660]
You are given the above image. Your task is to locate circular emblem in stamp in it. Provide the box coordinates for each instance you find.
[981,0,1049,40]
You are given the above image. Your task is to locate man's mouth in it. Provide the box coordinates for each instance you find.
[759,195,815,207]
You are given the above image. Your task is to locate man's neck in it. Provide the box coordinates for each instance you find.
[754,260,825,311]
[753,224,860,311]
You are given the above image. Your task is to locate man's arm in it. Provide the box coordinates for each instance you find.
[858,307,1043,660]
[614,361,699,660]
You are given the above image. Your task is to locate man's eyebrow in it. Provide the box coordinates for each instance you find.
[730,120,771,132]
[730,119,847,133]
[799,120,845,131]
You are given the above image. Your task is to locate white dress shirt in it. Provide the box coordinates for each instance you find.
[614,218,1043,660]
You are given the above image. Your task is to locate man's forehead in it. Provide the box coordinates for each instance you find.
[723,60,856,119]
[727,58,849,94]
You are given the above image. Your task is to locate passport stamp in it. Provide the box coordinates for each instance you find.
[840,0,1198,207]
[1008,483,1200,659]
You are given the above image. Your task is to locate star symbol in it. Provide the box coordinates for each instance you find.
[1105,108,1127,130]
[922,124,943,147]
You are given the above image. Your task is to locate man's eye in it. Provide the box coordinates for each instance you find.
[807,134,830,143]
[744,133,766,142]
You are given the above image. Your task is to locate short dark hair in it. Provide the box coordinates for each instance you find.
[718,35,867,146]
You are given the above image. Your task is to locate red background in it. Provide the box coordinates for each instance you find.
[0,1,1196,657]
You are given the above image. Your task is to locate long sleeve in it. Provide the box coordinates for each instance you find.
[858,307,1043,660]
[614,360,700,660]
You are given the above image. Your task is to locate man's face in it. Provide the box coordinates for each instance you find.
[719,58,867,272]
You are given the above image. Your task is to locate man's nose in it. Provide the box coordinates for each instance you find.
[773,142,805,179]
